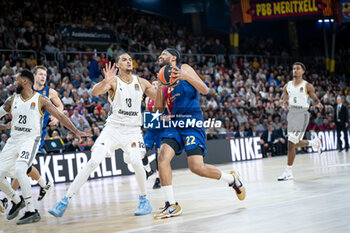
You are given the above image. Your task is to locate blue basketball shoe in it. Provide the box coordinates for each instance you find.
[48,196,69,217]
[134,195,152,216]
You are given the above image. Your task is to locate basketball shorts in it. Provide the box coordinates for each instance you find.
[92,124,146,159]
[144,128,164,156]
[0,136,41,178]
[287,108,310,144]
[161,126,207,156]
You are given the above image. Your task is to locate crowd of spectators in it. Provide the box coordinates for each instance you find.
[0,0,349,156]
[0,0,292,63]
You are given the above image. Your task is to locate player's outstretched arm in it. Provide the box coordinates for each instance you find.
[171,64,209,95]
[40,96,87,140]
[139,78,157,100]
[307,83,323,109]
[92,62,118,97]
[0,96,13,118]
[48,88,64,126]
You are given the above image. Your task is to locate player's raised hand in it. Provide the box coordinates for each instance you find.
[102,62,118,82]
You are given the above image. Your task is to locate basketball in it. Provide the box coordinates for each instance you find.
[158,65,180,87]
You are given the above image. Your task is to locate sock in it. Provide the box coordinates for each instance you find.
[15,162,34,211]
[0,176,21,204]
[66,150,105,198]
[163,185,175,204]
[132,160,147,196]
[37,177,46,187]
[12,194,21,204]
[219,170,234,184]
[286,165,292,171]
[308,139,317,147]
[24,196,35,212]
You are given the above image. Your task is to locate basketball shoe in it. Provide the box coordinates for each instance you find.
[48,196,69,217]
[134,195,152,215]
[0,198,8,213]
[154,202,182,219]
[38,180,54,201]
[311,137,322,155]
[230,171,246,201]
[16,209,41,225]
[7,196,25,220]
[278,169,293,181]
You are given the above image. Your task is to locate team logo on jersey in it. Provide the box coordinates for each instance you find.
[131,142,136,148]
[300,87,303,92]
[30,102,36,110]
[134,84,140,91]
[43,90,47,95]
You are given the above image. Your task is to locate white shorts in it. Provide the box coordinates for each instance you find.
[0,137,40,178]
[92,124,146,159]
[287,108,310,144]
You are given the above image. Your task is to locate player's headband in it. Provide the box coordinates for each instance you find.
[165,48,182,65]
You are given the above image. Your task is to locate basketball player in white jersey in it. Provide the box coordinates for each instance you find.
[4,66,64,207]
[49,53,158,217]
[0,70,85,224]
[278,62,322,181]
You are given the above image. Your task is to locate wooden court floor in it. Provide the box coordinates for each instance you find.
[1,150,350,233]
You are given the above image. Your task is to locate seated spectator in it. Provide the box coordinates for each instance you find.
[207,96,218,110]
[273,122,288,155]
[235,125,247,138]
[26,54,37,67]
[66,137,81,152]
[84,137,95,151]
[78,82,89,96]
[76,117,90,131]
[1,61,14,76]
[99,53,108,67]
[91,109,104,125]
[52,67,61,84]
[315,112,323,126]
[207,128,218,140]
[260,124,276,157]
[92,126,101,141]
[247,124,260,137]
[62,91,74,106]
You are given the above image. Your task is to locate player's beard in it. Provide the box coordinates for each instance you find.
[15,84,23,94]
[159,57,171,67]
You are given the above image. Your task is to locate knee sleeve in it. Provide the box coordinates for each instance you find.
[26,166,33,174]
[142,155,149,166]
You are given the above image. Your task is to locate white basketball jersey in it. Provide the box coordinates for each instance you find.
[106,75,143,126]
[287,80,310,108]
[10,92,44,139]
